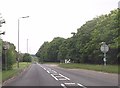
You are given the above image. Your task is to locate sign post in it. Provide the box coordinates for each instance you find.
[100,42,109,66]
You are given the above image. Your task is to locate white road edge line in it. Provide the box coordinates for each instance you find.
[59,74,70,80]
[77,83,87,88]
[61,84,67,88]
[51,74,58,81]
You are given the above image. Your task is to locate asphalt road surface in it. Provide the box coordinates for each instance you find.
[3,63,118,88]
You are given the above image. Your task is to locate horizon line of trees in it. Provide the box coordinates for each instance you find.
[36,9,119,65]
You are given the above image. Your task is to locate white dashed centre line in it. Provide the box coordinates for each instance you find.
[61,84,67,88]
[38,64,87,88]
[46,70,50,73]
[77,83,87,88]
[43,68,46,70]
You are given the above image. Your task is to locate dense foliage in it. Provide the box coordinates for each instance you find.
[2,41,32,70]
[2,41,17,70]
[22,53,32,62]
[36,9,119,64]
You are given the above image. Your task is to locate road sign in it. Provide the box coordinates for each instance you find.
[100,44,109,53]
[100,42,109,66]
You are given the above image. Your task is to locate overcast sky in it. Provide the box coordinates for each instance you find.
[0,0,119,54]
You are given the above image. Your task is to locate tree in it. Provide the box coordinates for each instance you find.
[23,53,32,62]
[36,9,119,64]
[2,41,17,70]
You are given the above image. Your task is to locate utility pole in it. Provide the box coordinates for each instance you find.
[27,39,28,53]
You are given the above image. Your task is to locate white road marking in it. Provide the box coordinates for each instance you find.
[46,70,50,73]
[38,64,87,88]
[43,68,46,70]
[64,83,76,85]
[47,68,51,70]
[51,74,58,81]
[55,75,63,77]
[61,84,67,88]
[77,83,87,88]
[58,78,67,80]
[51,73,60,76]
[51,70,57,73]
[59,74,70,80]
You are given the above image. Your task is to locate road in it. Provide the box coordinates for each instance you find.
[3,63,118,88]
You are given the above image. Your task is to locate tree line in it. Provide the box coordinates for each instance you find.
[2,41,32,70]
[36,9,119,65]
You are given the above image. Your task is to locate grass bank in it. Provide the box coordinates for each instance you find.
[59,63,119,74]
[2,62,31,82]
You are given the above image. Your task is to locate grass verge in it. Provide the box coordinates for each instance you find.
[2,62,31,82]
[59,63,119,74]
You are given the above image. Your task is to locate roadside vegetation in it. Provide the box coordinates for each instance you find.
[40,62,118,74]
[1,40,32,82]
[36,9,119,65]
[0,13,34,83]
[59,63,118,74]
[2,62,31,82]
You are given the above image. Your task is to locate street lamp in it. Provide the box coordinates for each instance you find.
[18,16,29,68]
[71,32,76,36]
[0,31,5,35]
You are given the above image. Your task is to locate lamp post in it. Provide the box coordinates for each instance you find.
[18,16,29,68]
[0,31,5,35]
[27,38,28,64]
[71,32,76,36]
[27,39,28,54]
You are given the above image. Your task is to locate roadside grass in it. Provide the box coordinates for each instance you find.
[2,62,31,82]
[59,63,119,74]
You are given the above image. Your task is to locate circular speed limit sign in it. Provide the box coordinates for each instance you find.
[100,44,109,53]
